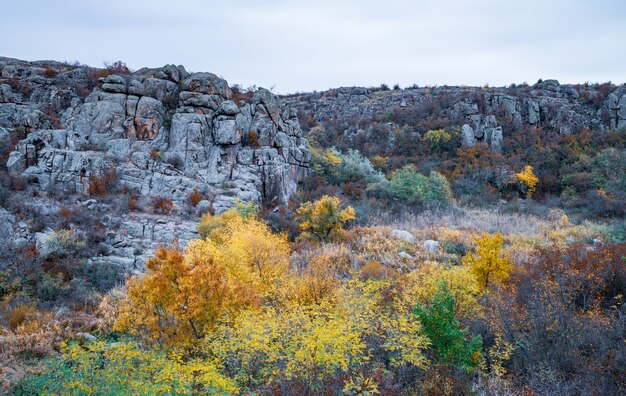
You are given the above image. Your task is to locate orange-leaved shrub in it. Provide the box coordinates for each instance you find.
[150,196,173,214]
[88,166,117,197]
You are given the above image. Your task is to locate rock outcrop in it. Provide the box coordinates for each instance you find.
[1,57,309,211]
[461,115,503,151]
[0,57,310,271]
[284,80,625,152]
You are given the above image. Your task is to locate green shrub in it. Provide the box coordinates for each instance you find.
[234,198,259,219]
[35,272,67,302]
[389,166,428,202]
[425,171,453,204]
[389,166,452,205]
[415,282,483,371]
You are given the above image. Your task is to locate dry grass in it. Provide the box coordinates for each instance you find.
[302,206,614,274]
[365,206,606,243]
[0,308,103,392]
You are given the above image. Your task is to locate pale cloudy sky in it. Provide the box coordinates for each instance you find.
[1,0,625,93]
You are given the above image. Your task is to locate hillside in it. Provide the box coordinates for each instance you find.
[285,81,626,217]
[0,58,624,395]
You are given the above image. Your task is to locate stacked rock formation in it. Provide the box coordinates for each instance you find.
[1,58,310,213]
[0,57,309,271]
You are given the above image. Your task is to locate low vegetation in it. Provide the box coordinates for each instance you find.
[3,199,623,394]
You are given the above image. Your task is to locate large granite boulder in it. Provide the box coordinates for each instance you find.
[604,86,626,130]
[461,115,503,151]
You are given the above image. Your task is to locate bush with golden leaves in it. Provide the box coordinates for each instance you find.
[116,210,290,346]
[515,165,539,198]
[462,232,513,291]
[296,195,356,242]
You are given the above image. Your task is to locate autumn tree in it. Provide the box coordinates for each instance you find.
[515,165,539,198]
[116,210,291,346]
[115,246,233,345]
[206,210,290,299]
[461,233,512,291]
[296,195,356,242]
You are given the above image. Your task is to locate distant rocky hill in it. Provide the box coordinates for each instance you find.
[284,80,626,152]
[0,57,309,270]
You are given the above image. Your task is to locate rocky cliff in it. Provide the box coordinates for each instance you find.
[0,57,309,271]
[284,80,626,152]
[1,57,310,210]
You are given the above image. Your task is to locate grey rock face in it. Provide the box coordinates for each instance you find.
[0,127,9,155]
[88,214,202,271]
[534,79,560,92]
[490,127,503,152]
[2,59,309,213]
[106,139,131,158]
[0,84,20,103]
[0,209,15,245]
[6,151,25,173]
[603,86,626,130]
[398,251,413,259]
[461,124,476,146]
[0,57,310,272]
[219,100,240,116]
[461,115,503,151]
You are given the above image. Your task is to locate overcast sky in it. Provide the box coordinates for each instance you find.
[1,0,625,93]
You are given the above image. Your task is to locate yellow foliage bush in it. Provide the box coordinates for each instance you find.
[15,340,237,395]
[6,304,39,332]
[116,210,291,346]
[462,233,513,291]
[197,209,240,241]
[289,249,344,305]
[403,262,481,318]
[296,195,356,242]
[207,277,429,392]
[515,165,539,198]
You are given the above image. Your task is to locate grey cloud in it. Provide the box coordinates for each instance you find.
[1,0,624,93]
